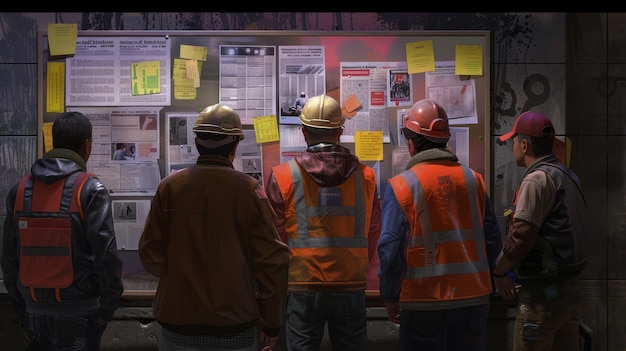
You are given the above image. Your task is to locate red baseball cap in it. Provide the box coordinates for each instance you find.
[498,111,555,142]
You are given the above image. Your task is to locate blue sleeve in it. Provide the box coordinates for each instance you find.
[483,194,503,271]
[377,184,409,303]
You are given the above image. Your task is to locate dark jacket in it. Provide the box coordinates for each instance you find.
[1,148,124,322]
[514,155,588,278]
[138,154,289,336]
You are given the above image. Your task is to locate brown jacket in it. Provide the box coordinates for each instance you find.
[139,154,289,336]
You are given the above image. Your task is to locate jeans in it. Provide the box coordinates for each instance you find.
[25,313,106,351]
[399,303,489,351]
[158,324,257,351]
[285,291,367,351]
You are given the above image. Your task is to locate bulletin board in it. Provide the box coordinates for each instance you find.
[37,30,491,298]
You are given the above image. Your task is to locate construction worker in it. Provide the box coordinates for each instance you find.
[493,111,589,351]
[266,94,381,351]
[378,99,502,351]
[139,103,290,351]
[1,111,124,350]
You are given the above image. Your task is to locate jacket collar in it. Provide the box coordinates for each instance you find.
[43,148,87,171]
[522,154,558,178]
[197,154,234,168]
[405,148,458,170]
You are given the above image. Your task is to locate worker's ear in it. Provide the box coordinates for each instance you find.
[301,127,309,144]
[79,138,92,162]
[407,138,416,156]
[335,128,343,142]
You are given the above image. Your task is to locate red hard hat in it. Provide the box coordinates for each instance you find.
[404,99,450,143]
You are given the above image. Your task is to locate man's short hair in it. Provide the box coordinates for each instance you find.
[196,132,238,158]
[302,125,341,136]
[52,112,92,152]
[517,134,554,157]
[402,127,447,151]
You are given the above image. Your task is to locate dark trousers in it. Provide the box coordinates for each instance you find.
[25,313,106,351]
[286,291,367,351]
[399,304,489,351]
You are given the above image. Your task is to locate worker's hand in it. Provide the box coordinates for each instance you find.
[384,302,401,324]
[494,275,518,302]
[259,330,277,351]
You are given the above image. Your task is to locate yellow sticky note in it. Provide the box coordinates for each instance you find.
[47,23,77,56]
[253,115,280,143]
[180,44,208,61]
[455,44,483,76]
[355,131,383,161]
[172,58,188,80]
[173,78,197,100]
[405,40,435,74]
[46,62,65,113]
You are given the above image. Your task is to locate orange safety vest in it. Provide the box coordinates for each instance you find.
[388,161,492,304]
[13,171,91,303]
[272,159,377,290]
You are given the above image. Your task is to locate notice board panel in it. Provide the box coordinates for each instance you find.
[38,30,490,296]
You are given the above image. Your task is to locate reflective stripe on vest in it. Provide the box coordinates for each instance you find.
[287,159,367,248]
[391,162,491,302]
[272,159,375,287]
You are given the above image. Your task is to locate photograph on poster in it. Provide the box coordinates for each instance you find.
[278,45,326,124]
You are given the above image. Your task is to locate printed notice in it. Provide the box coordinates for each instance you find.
[278,45,326,124]
[46,62,65,113]
[69,106,162,196]
[66,36,171,107]
[219,45,276,125]
[112,199,151,250]
[339,61,409,143]
[425,61,478,125]
[166,112,264,183]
